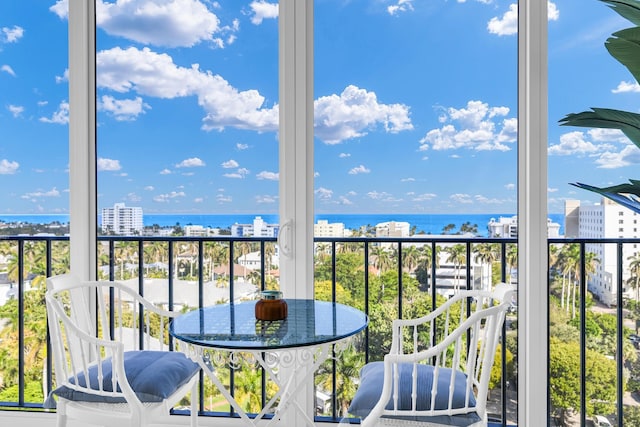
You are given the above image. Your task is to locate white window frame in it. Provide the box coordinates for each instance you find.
[67,0,549,425]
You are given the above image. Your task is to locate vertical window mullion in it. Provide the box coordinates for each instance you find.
[68,0,97,282]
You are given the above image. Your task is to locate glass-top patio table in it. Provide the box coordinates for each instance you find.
[169,299,368,426]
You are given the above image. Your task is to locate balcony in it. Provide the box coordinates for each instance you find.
[1,234,637,426]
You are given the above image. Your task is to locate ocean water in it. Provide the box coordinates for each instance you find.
[0,213,565,237]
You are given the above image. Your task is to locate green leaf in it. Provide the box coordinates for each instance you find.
[559,108,640,148]
[606,27,640,83]
[570,181,640,214]
[601,0,640,27]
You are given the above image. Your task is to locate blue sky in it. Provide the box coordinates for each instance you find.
[0,0,638,216]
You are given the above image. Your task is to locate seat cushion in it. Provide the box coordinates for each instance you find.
[51,350,200,405]
[349,361,478,423]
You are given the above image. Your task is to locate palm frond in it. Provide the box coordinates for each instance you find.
[601,0,640,27]
[606,27,640,83]
[571,181,640,214]
[559,108,640,148]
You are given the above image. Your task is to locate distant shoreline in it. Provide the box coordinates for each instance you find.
[0,213,566,237]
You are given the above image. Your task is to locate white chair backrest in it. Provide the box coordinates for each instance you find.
[47,274,95,337]
[375,283,515,424]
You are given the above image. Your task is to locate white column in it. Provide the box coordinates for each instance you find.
[518,0,548,425]
[278,0,314,300]
[278,1,316,425]
[68,0,97,282]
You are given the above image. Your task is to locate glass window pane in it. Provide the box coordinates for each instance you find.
[315,1,517,422]
[0,0,69,406]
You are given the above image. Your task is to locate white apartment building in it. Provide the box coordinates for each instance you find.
[565,198,639,306]
[487,215,561,238]
[231,216,279,238]
[184,225,219,237]
[375,221,410,238]
[101,203,143,235]
[314,220,348,237]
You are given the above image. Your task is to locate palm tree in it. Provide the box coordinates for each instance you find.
[264,242,276,277]
[473,243,500,291]
[628,252,640,303]
[236,240,253,273]
[444,244,466,292]
[315,344,364,417]
[505,243,518,284]
[114,241,138,280]
[401,244,420,274]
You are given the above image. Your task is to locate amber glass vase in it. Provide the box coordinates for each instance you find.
[255,290,288,321]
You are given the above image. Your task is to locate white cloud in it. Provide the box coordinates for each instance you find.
[367,191,392,200]
[144,186,154,191]
[505,183,515,190]
[487,4,517,36]
[1,26,24,43]
[126,192,141,202]
[315,187,333,200]
[236,143,249,150]
[153,191,186,202]
[255,194,277,204]
[338,196,354,205]
[224,168,250,179]
[339,153,351,158]
[1,65,15,76]
[401,177,415,182]
[176,157,205,168]
[96,47,414,141]
[314,85,413,144]
[256,171,279,180]
[549,131,604,156]
[216,193,232,203]
[488,2,558,36]
[450,193,473,204]
[160,168,172,174]
[194,197,204,203]
[588,128,628,144]
[388,0,414,16]
[98,158,122,172]
[550,129,640,169]
[97,46,279,132]
[52,0,226,48]
[22,187,60,199]
[412,193,437,202]
[0,159,19,174]
[99,95,150,121]
[39,101,69,124]
[612,81,640,93]
[474,194,503,204]
[56,69,69,83]
[348,165,371,175]
[595,145,640,169]
[249,1,278,25]
[420,100,515,151]
[222,159,239,168]
[8,105,24,118]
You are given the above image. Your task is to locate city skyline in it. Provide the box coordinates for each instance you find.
[1,0,638,215]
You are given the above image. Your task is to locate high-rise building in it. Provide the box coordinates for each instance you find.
[101,203,144,235]
[565,198,640,306]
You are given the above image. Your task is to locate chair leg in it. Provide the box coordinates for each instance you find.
[56,401,67,427]
[190,379,198,427]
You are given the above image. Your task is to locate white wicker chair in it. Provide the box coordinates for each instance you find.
[45,274,199,427]
[349,283,516,427]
